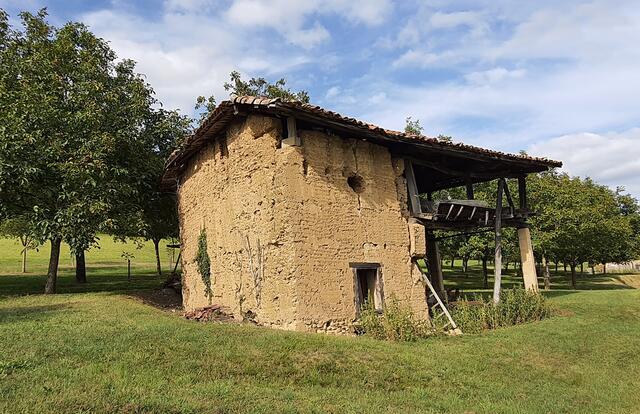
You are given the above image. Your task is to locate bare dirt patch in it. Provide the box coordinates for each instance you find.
[127,288,183,312]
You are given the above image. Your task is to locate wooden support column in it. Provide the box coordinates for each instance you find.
[493,179,504,303]
[465,178,474,200]
[518,176,527,210]
[426,231,445,297]
[405,160,422,215]
[518,226,539,292]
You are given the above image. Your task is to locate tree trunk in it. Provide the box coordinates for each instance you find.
[450,257,455,269]
[580,262,584,275]
[153,238,162,276]
[543,256,551,291]
[570,263,577,289]
[44,237,62,294]
[555,262,558,273]
[563,263,567,272]
[482,257,488,289]
[591,265,595,275]
[21,245,27,273]
[603,263,607,274]
[463,258,468,273]
[75,250,87,283]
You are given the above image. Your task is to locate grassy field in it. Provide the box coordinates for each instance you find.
[1,237,639,413]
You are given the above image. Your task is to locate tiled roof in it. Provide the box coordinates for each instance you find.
[162,96,561,188]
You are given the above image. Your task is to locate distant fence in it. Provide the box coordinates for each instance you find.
[595,260,640,274]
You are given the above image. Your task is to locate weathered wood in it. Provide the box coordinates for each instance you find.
[445,204,455,220]
[405,160,422,215]
[466,179,474,200]
[282,116,300,146]
[502,178,515,214]
[518,226,539,292]
[426,231,445,297]
[493,179,504,303]
[518,176,527,210]
[403,155,524,180]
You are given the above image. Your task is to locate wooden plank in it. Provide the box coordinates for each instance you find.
[445,204,455,220]
[453,205,465,220]
[405,160,422,215]
[493,179,504,303]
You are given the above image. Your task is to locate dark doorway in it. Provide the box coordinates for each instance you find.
[352,264,383,314]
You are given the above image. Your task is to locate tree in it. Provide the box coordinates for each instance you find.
[437,134,453,143]
[404,117,423,135]
[194,95,217,125]
[0,9,155,292]
[137,109,192,275]
[224,70,310,103]
[527,172,638,288]
[0,217,39,273]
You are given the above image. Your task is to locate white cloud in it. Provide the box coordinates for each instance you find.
[325,86,341,100]
[528,129,640,195]
[225,0,391,48]
[464,67,525,85]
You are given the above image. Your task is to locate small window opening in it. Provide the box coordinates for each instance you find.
[347,174,365,193]
[353,265,383,314]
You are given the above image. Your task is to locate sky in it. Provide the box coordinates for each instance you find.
[2,0,640,196]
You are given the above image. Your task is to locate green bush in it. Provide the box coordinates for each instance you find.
[451,287,553,334]
[357,296,433,341]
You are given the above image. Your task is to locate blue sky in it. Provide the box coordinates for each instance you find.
[3,0,640,196]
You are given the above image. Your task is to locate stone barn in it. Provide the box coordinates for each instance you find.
[162,96,561,333]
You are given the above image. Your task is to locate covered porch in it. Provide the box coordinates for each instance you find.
[399,148,557,301]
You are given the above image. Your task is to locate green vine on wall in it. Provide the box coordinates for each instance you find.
[195,228,212,300]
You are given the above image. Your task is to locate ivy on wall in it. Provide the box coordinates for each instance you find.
[195,228,212,300]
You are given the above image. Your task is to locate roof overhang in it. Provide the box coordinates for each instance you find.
[161,96,562,191]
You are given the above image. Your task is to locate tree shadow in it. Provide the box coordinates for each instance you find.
[0,268,165,297]
[442,265,636,295]
[0,303,72,323]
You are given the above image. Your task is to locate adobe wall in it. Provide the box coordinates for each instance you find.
[177,115,301,329]
[284,129,429,333]
[177,114,428,333]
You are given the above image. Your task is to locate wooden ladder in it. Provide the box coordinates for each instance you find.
[414,258,462,335]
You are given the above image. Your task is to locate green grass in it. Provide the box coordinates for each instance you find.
[1,238,639,413]
[0,235,177,296]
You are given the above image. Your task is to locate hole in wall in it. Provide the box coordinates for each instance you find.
[303,159,309,176]
[347,174,365,193]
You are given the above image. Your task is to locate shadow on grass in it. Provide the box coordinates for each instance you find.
[442,264,636,294]
[0,303,72,323]
[0,267,165,298]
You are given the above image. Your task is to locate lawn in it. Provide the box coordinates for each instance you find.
[1,238,639,413]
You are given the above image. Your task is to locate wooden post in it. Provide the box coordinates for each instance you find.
[405,160,422,215]
[518,226,539,292]
[518,176,527,210]
[426,231,445,297]
[465,178,474,200]
[493,179,504,303]
[127,259,131,281]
